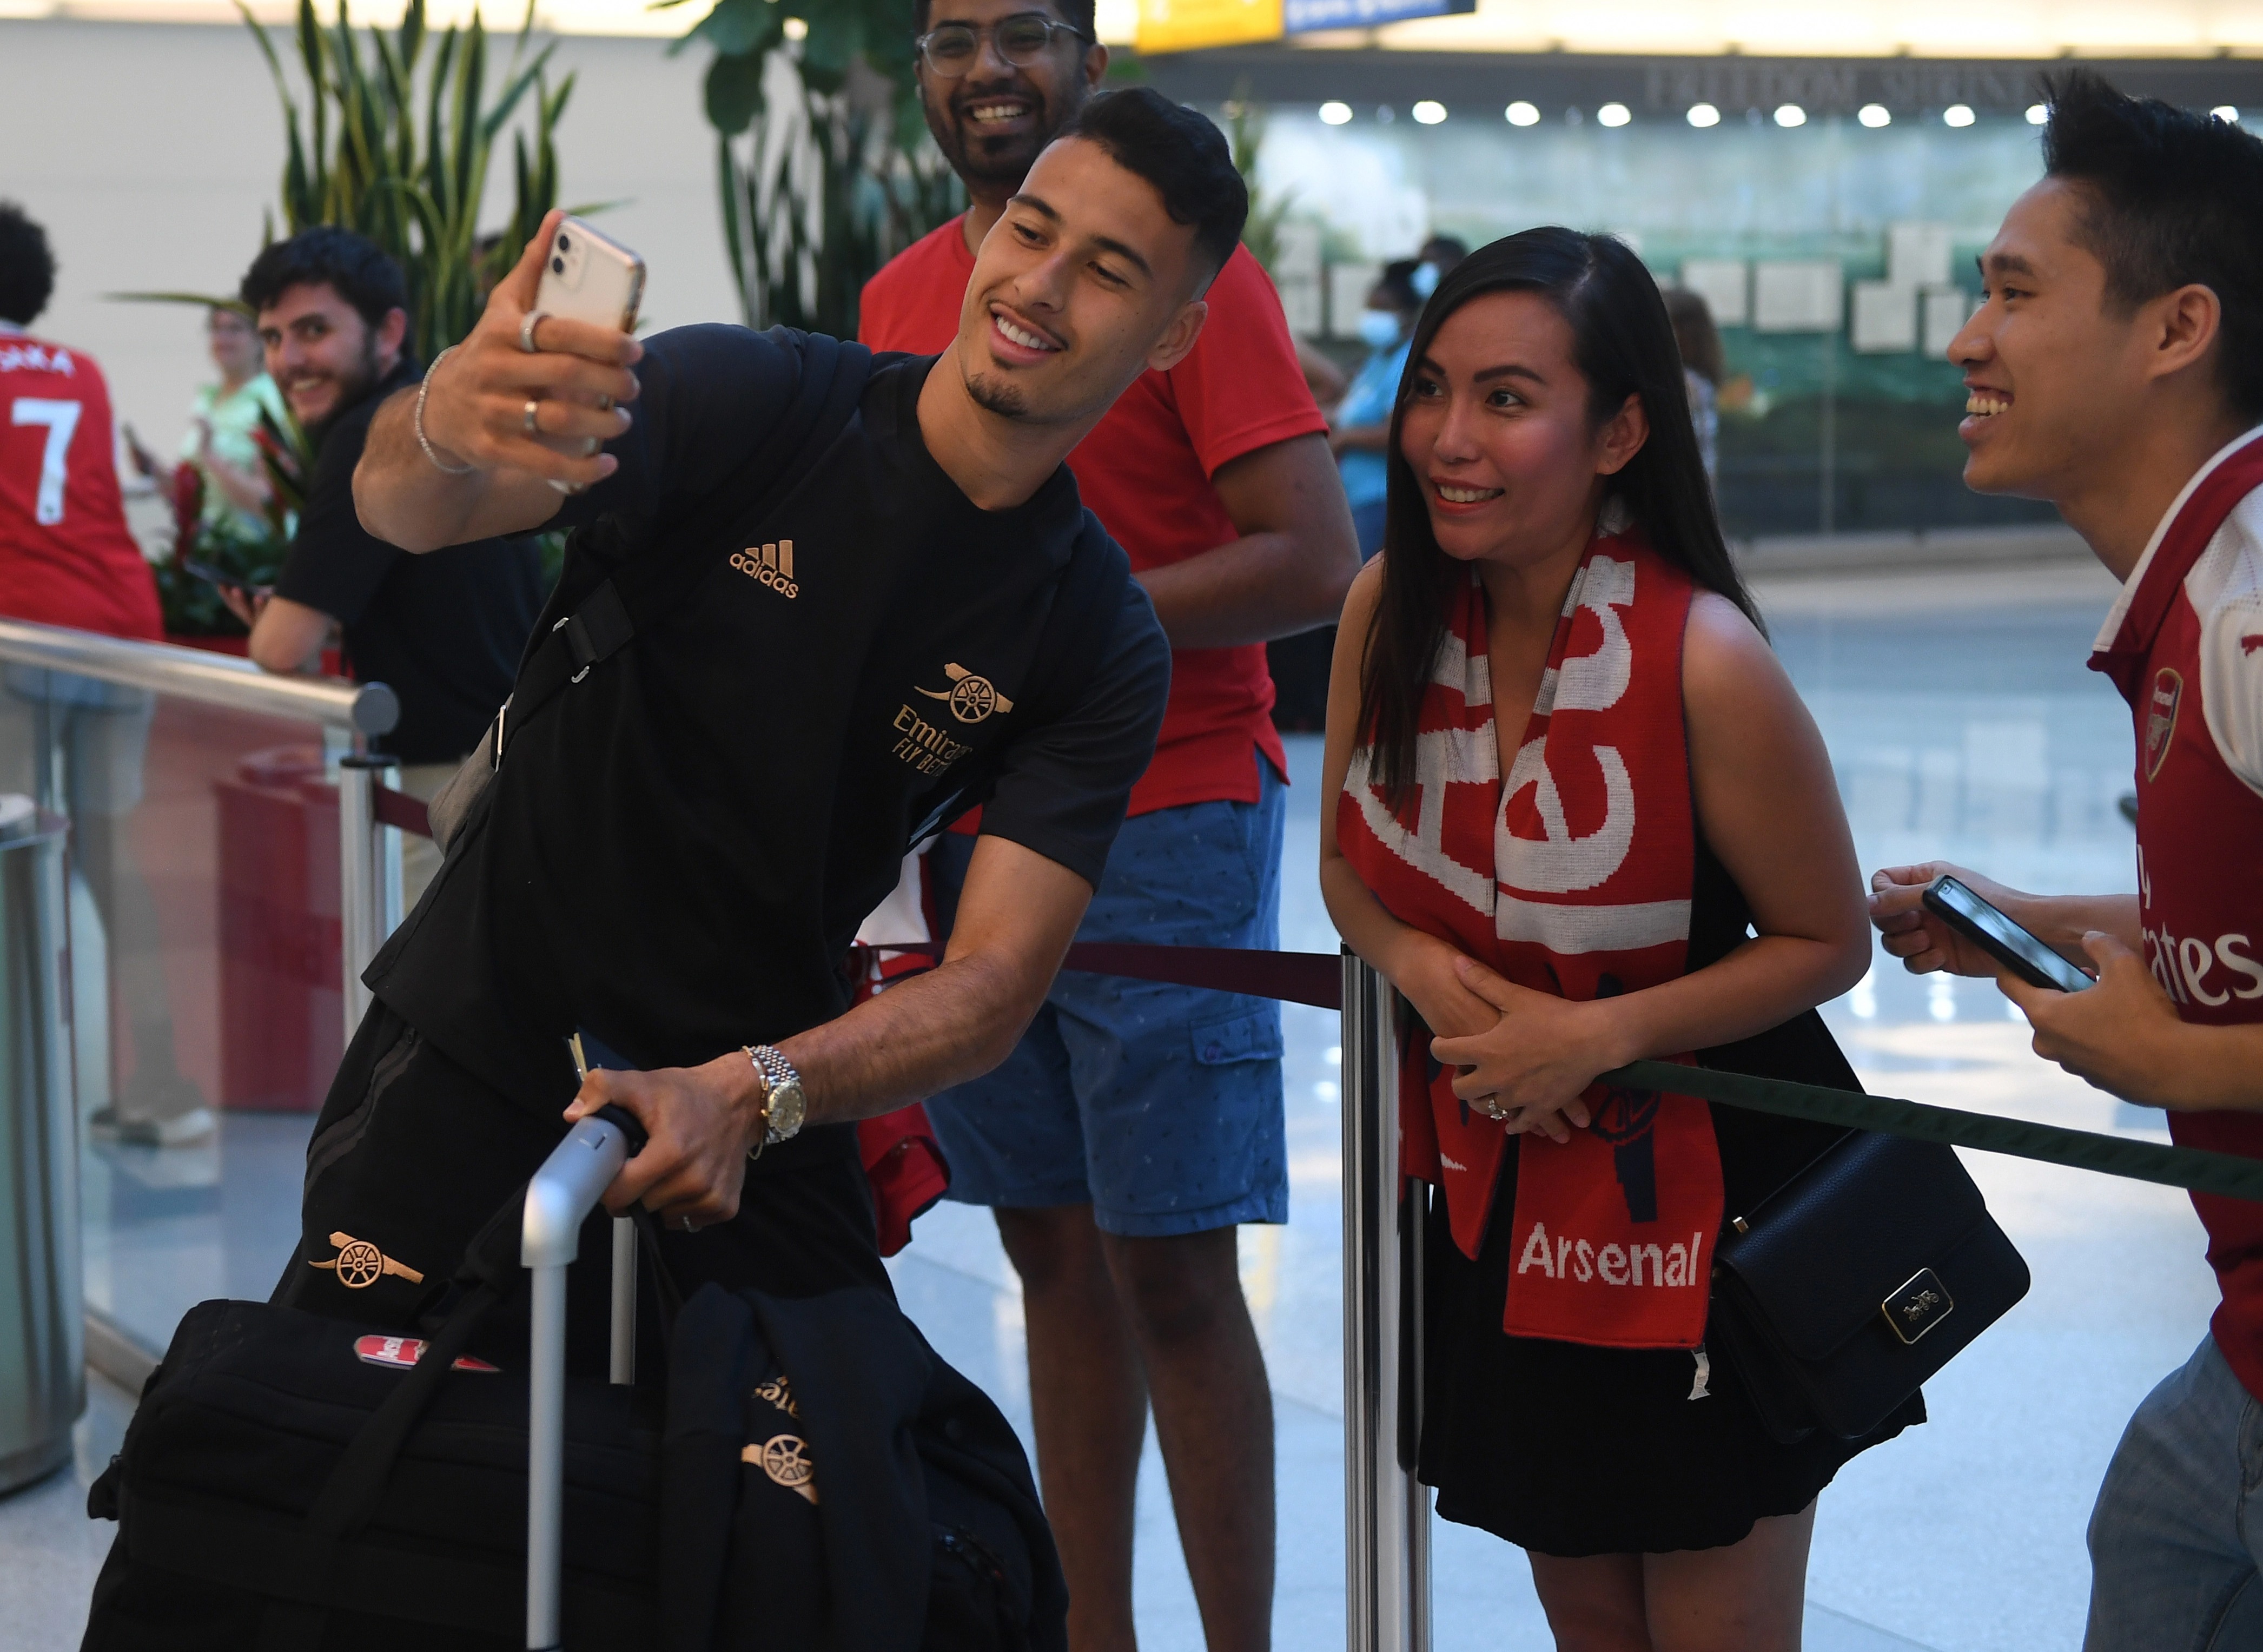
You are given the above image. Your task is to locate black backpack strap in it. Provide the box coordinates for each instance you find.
[500,328,874,759]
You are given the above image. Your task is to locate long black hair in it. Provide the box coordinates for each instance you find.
[1358,227,1761,808]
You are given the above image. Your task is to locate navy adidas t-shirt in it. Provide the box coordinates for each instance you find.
[367,325,1169,1108]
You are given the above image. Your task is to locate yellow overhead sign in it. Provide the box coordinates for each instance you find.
[1135,0,1283,54]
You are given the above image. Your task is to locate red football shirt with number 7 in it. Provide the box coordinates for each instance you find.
[0,331,166,640]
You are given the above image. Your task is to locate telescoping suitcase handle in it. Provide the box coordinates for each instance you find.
[520,1102,645,1651]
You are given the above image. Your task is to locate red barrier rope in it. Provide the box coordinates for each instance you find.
[379,783,1342,1006]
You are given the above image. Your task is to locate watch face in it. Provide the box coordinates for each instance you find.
[769,1078,806,1140]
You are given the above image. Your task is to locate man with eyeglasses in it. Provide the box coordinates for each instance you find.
[860,6,1358,1650]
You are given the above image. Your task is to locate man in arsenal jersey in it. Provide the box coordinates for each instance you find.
[1867,74,2263,1647]
[0,201,210,1144]
[857,6,1358,1646]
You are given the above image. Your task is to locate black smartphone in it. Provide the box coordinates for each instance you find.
[1921,875,2094,993]
[181,558,271,599]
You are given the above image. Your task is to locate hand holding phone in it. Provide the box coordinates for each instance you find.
[1921,875,2095,993]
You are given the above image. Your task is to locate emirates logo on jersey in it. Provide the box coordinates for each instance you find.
[2145,668,2182,782]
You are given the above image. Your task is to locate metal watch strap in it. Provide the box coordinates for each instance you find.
[744,1044,801,1151]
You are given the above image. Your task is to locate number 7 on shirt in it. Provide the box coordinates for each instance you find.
[11,397,82,525]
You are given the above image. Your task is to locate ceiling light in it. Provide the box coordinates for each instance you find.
[1944,104,1976,128]
[1319,101,1352,126]
[2214,105,2241,124]
[1858,103,1890,128]
[2026,103,2048,125]
[1506,101,1540,127]
[1412,100,1446,125]
[1687,102,1719,128]
[1774,104,1806,128]
[1598,102,1631,128]
[783,15,807,38]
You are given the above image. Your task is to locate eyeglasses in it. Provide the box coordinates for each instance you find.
[915,12,1088,77]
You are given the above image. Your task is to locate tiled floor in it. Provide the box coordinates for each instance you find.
[0,554,2215,1651]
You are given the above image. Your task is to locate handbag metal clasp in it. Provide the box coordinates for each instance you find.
[1881,1267,1956,1345]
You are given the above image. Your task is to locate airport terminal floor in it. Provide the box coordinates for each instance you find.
[0,552,2207,1651]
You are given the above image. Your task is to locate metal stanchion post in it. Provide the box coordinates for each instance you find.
[335,755,402,1041]
[1342,950,1431,1652]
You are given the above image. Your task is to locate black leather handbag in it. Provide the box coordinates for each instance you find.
[1707,1129,2030,1443]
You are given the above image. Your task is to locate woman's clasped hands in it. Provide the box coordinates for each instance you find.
[1422,953,1625,1144]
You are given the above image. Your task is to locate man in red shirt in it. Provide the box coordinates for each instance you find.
[859,8,1357,1646]
[1868,76,2263,1648]
[0,201,209,1145]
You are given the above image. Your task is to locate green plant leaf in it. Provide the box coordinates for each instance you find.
[704,48,768,135]
[683,0,778,58]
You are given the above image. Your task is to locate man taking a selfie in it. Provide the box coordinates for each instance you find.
[277,95,1242,1443]
[1867,74,2263,1648]
[860,11,1357,1646]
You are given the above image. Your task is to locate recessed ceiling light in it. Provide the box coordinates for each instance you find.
[1319,101,1352,126]
[1687,102,1720,128]
[1858,103,1890,128]
[1412,100,1447,125]
[1598,102,1631,128]
[1506,101,1540,127]
[2026,103,2048,125]
[1774,104,1807,128]
[1944,104,1976,128]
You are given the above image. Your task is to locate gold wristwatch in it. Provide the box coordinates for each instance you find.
[743,1044,806,1157]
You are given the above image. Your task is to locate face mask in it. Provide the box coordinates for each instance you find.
[1357,309,1403,349]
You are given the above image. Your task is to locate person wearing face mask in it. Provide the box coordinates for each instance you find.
[1330,257,1426,560]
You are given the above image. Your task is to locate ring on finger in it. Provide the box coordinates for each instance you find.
[522,399,541,436]
[679,1215,696,1233]
[518,309,549,354]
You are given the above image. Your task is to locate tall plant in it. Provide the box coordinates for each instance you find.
[237,0,574,361]
[673,0,962,336]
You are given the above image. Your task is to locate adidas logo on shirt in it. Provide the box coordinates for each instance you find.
[731,539,797,599]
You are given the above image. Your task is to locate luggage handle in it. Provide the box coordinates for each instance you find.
[521,1102,642,1651]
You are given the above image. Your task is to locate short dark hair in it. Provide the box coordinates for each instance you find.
[240,226,408,333]
[1373,258,1424,314]
[2042,69,2263,419]
[0,202,56,328]
[1057,87,1247,286]
[912,0,1096,43]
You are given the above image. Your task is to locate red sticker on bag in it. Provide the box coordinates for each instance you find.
[353,1334,499,1373]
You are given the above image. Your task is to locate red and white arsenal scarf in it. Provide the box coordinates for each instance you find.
[1336,528,1724,1349]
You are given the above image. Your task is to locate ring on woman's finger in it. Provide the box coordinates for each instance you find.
[679,1215,697,1233]
[518,309,549,354]
[522,399,541,436]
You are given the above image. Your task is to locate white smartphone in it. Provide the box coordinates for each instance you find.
[532,216,644,335]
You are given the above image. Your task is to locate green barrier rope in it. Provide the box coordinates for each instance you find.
[1603,1058,2263,1206]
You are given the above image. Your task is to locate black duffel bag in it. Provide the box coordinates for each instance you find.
[82,1186,1064,1651]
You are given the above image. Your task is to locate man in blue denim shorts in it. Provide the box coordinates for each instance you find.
[859,9,1357,1641]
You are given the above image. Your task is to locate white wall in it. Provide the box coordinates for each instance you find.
[0,17,740,455]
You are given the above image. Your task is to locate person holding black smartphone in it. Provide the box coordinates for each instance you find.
[1867,74,2263,1651]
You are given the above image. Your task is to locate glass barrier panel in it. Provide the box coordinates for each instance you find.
[0,668,351,1358]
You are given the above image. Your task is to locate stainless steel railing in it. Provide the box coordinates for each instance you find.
[0,619,404,1033]
[1342,950,1431,1652]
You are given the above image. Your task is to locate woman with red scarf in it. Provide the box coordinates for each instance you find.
[1319,230,1910,1649]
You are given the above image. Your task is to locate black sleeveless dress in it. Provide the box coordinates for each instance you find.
[1417,837,1923,1557]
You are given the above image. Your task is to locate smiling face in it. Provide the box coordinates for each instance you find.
[1394,289,1646,573]
[255,282,403,427]
[951,134,1208,431]
[916,0,1104,204]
